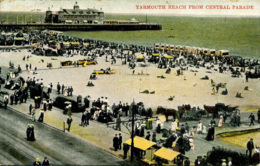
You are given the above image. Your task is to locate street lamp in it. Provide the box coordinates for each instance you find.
[107,99,158,162]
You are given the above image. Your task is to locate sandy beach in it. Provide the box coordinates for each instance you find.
[1,49,259,113]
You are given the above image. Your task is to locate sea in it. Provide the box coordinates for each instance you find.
[0,12,259,60]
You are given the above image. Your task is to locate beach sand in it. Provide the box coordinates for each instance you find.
[1,49,259,113]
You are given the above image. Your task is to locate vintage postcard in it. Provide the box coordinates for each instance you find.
[0,0,259,165]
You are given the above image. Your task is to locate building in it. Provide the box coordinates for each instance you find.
[45,2,104,24]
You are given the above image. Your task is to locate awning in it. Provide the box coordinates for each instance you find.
[154,147,180,161]
[14,37,24,40]
[83,43,89,46]
[153,54,160,56]
[65,20,72,23]
[136,56,144,59]
[63,42,70,45]
[164,55,173,59]
[71,42,80,45]
[83,20,88,23]
[125,136,156,151]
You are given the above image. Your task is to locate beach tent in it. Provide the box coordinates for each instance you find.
[154,147,181,161]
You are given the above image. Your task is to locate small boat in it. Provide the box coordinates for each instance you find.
[60,61,73,66]
[92,69,116,74]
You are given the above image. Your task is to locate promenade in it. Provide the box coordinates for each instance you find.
[4,86,260,163]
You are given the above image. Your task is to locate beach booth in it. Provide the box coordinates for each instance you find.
[148,53,160,63]
[154,43,160,50]
[62,42,70,48]
[71,42,80,48]
[124,136,157,164]
[136,55,145,62]
[154,147,184,165]
[14,37,25,45]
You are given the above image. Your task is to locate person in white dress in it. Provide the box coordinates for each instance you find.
[197,121,202,134]
[218,115,224,127]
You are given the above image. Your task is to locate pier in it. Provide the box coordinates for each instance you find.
[0,23,162,31]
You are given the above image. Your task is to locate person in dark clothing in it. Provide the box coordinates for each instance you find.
[210,118,216,127]
[24,91,28,103]
[247,138,254,160]
[26,124,36,141]
[29,104,33,115]
[118,133,122,150]
[81,112,87,127]
[67,116,73,131]
[113,134,119,151]
[145,132,151,141]
[38,110,44,122]
[257,109,260,124]
[249,113,255,126]
[57,82,61,94]
[86,110,91,125]
[61,84,65,94]
[10,94,14,105]
[33,158,41,165]
[123,143,129,159]
[42,157,50,165]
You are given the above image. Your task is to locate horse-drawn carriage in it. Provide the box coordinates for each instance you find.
[204,103,238,118]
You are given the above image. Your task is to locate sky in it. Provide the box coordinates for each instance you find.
[0,0,259,17]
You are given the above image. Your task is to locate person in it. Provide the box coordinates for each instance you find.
[86,110,91,125]
[257,109,260,124]
[248,113,255,126]
[70,86,73,96]
[42,157,50,165]
[185,122,190,134]
[4,96,8,109]
[171,120,178,133]
[184,158,190,166]
[62,84,65,94]
[197,121,202,134]
[206,124,215,141]
[27,124,35,141]
[152,131,157,142]
[116,116,121,131]
[210,118,216,127]
[26,124,31,141]
[118,133,122,150]
[123,143,129,159]
[145,131,151,141]
[247,138,254,160]
[48,99,53,111]
[33,158,41,165]
[218,115,223,127]
[81,111,87,127]
[67,116,73,132]
[113,134,119,151]
[38,110,44,122]
[32,108,36,121]
[57,82,61,94]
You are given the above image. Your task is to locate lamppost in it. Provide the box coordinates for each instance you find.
[107,99,158,162]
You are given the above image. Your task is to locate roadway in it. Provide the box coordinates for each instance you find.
[0,107,131,165]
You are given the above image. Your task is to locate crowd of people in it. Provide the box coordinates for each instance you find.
[0,28,260,165]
